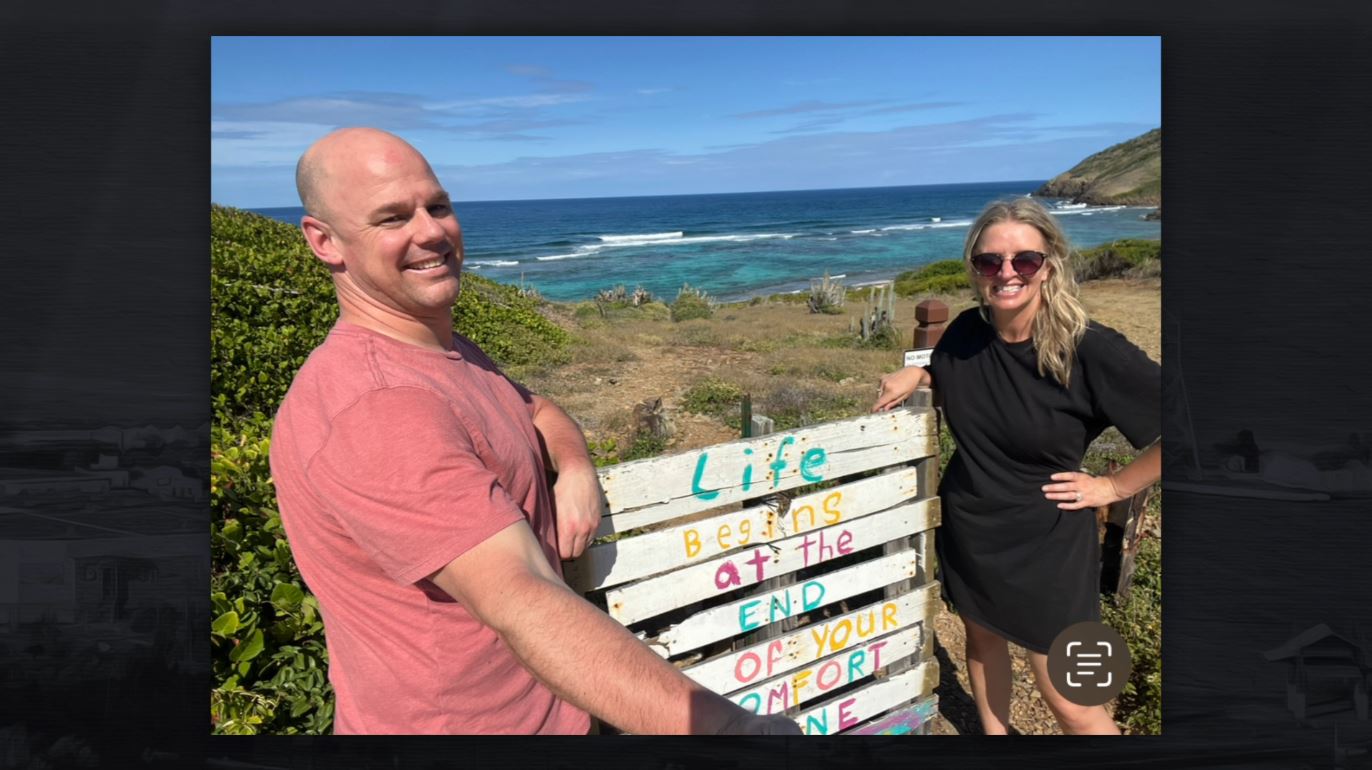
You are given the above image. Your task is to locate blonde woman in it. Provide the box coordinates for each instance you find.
[873,198,1160,735]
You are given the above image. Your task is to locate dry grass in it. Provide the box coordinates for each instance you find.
[520,277,1157,455]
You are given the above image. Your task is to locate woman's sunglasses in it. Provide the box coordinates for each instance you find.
[969,250,1047,278]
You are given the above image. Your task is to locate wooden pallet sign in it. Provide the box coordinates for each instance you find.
[568,404,942,734]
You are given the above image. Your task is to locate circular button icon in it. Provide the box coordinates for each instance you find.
[1047,621,1132,706]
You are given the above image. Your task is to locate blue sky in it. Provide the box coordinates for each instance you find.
[211,36,1160,206]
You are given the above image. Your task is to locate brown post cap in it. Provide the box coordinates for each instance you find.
[915,299,949,325]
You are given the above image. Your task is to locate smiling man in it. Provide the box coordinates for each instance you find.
[268,128,799,736]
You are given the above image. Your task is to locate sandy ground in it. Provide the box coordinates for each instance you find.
[523,277,1160,735]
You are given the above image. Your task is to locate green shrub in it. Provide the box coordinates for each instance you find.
[681,377,745,417]
[894,260,970,297]
[210,205,573,734]
[1101,533,1162,734]
[858,325,902,350]
[619,432,669,462]
[807,272,846,314]
[671,283,717,322]
[1071,239,1161,282]
[636,301,673,322]
[210,413,332,735]
[762,384,858,431]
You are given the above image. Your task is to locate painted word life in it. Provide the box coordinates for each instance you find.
[691,435,828,500]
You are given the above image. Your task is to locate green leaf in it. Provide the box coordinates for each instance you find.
[229,628,266,664]
[270,582,305,610]
[212,611,241,636]
[222,519,243,542]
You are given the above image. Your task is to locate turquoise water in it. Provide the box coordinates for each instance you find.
[253,181,1160,303]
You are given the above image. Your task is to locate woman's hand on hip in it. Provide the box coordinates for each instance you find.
[1042,471,1120,510]
[872,366,929,412]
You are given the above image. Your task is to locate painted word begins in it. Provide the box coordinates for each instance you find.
[682,490,844,560]
[691,435,828,500]
[712,526,855,592]
[736,640,890,716]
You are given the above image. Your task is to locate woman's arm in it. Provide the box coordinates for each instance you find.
[872,366,931,412]
[1042,442,1161,510]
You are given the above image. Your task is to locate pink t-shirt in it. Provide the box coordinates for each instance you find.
[269,321,590,735]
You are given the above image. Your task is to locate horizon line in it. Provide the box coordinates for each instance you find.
[228,178,1051,210]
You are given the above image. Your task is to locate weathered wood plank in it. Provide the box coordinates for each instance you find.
[679,585,939,695]
[605,498,941,625]
[566,468,922,593]
[737,415,792,651]
[644,550,923,658]
[593,408,937,536]
[846,695,940,735]
[723,625,927,715]
[791,662,938,735]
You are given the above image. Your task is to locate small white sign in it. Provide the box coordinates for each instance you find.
[903,348,933,368]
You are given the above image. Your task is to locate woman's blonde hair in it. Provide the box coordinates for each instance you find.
[964,198,1089,387]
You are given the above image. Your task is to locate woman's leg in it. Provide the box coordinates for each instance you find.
[1026,651,1122,734]
[962,615,1012,734]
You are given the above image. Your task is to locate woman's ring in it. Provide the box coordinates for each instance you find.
[1075,492,1083,502]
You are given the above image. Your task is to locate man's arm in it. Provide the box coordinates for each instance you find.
[429,521,799,735]
[530,395,603,560]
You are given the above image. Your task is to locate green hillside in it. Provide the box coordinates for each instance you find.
[1035,128,1160,207]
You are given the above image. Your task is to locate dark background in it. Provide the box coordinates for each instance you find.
[3,2,1371,767]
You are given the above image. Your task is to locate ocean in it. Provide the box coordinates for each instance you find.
[251,181,1160,303]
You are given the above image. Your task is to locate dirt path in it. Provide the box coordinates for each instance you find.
[527,277,1160,735]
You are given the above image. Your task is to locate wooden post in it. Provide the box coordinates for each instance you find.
[1098,460,1153,598]
[913,299,948,349]
[883,387,937,687]
[737,414,793,651]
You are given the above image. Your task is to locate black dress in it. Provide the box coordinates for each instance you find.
[927,308,1160,653]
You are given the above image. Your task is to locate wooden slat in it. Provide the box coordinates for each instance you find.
[605,498,941,625]
[593,408,936,536]
[679,585,939,695]
[724,625,927,715]
[847,695,940,735]
[643,550,923,658]
[791,662,938,735]
[566,468,922,593]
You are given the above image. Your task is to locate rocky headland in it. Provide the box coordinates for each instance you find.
[1036,128,1161,208]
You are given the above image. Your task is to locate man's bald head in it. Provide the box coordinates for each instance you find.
[295,128,433,221]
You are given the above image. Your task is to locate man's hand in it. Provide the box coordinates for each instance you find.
[552,462,605,560]
[718,712,804,735]
[528,394,604,560]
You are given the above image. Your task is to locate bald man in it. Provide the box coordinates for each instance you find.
[269,128,800,735]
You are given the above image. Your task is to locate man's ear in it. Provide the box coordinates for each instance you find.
[301,215,344,268]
